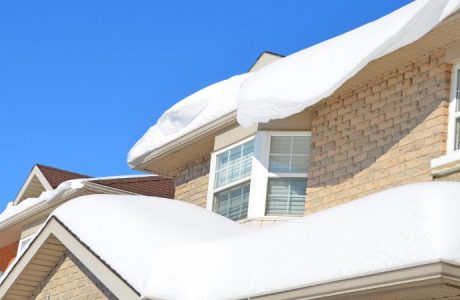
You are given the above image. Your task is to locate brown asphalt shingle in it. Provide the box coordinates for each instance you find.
[91,176,175,199]
[36,164,91,188]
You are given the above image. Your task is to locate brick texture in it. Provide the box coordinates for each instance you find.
[0,242,18,272]
[306,50,451,213]
[173,156,210,208]
[33,252,116,300]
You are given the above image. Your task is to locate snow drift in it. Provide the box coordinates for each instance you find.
[236,0,460,127]
[40,182,460,299]
[128,0,460,167]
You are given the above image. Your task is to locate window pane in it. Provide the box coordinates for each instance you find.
[455,118,460,151]
[269,136,310,173]
[214,182,250,221]
[266,178,306,216]
[215,140,254,188]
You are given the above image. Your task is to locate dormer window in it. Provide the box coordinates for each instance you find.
[449,63,460,152]
[207,132,310,221]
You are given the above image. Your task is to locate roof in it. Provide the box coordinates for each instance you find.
[4,182,460,299]
[128,0,460,170]
[36,164,91,188]
[91,176,174,198]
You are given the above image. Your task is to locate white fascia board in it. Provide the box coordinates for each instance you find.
[133,111,238,170]
[13,166,53,205]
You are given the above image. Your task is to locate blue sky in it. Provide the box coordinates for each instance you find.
[0,0,411,209]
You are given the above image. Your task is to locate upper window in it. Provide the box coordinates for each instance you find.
[449,64,460,152]
[17,236,33,256]
[208,132,310,221]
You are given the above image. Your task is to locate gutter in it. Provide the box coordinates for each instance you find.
[132,111,238,170]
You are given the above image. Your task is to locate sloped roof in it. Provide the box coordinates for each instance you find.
[91,176,174,198]
[36,164,91,188]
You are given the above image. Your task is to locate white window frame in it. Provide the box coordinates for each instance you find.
[248,131,310,218]
[448,62,460,153]
[17,236,33,256]
[207,131,310,221]
[206,136,255,215]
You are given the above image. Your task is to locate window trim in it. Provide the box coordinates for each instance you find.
[248,131,310,218]
[17,236,33,256]
[448,62,460,153]
[207,131,311,220]
[206,136,255,213]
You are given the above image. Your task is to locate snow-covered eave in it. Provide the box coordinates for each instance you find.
[0,180,140,232]
[251,260,460,299]
[131,111,238,171]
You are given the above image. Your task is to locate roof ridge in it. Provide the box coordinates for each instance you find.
[35,164,91,179]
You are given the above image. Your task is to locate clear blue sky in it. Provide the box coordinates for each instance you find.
[0,0,412,209]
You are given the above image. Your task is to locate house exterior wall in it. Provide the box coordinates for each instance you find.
[0,242,18,272]
[173,156,210,208]
[33,252,116,300]
[306,49,452,213]
[170,49,459,221]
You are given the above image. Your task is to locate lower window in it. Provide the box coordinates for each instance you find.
[214,182,250,221]
[266,178,307,216]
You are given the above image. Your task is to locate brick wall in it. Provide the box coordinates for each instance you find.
[33,252,116,300]
[0,242,18,272]
[173,156,210,208]
[306,50,451,213]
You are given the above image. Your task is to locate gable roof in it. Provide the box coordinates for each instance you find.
[248,51,284,72]
[91,176,174,199]
[36,164,91,189]
[4,183,460,299]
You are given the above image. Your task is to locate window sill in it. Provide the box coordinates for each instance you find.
[431,151,460,177]
[238,216,302,228]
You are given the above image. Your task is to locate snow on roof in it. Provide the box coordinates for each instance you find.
[52,194,248,294]
[140,182,460,299]
[127,0,460,167]
[236,0,460,127]
[127,74,249,168]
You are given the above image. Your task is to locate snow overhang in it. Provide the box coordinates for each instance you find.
[128,0,460,172]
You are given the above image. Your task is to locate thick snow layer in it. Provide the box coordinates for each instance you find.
[52,195,248,294]
[237,0,460,127]
[127,74,249,167]
[142,182,460,299]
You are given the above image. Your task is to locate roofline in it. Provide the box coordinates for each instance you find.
[248,51,285,72]
[13,165,53,205]
[0,216,139,299]
[0,181,140,233]
[251,260,460,299]
[132,111,238,171]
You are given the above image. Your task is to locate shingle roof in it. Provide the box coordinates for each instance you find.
[36,164,91,188]
[91,176,174,199]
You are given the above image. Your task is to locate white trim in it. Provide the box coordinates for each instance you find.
[206,136,255,214]
[13,166,53,205]
[207,131,311,220]
[0,218,139,299]
[447,62,460,153]
[17,236,33,256]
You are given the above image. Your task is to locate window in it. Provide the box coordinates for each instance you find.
[208,132,311,221]
[208,138,254,221]
[449,63,460,152]
[17,236,33,256]
[265,135,309,216]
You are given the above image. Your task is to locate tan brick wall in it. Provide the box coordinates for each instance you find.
[307,50,451,213]
[173,156,210,208]
[33,252,116,300]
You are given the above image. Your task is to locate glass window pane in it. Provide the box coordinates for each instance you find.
[214,182,250,221]
[215,140,254,188]
[269,135,310,173]
[266,178,306,216]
